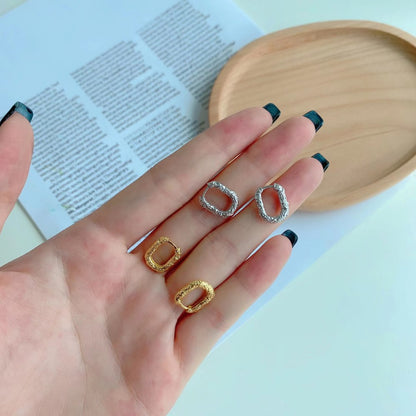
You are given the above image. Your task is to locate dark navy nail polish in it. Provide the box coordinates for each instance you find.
[312,153,330,172]
[0,102,33,126]
[263,103,281,123]
[281,229,298,247]
[303,110,323,132]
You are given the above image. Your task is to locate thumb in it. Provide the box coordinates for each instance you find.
[0,102,34,232]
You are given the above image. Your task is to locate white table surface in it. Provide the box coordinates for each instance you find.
[0,1,415,415]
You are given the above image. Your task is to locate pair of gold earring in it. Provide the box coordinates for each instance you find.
[144,236,213,314]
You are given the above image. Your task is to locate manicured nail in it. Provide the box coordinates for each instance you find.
[303,110,323,132]
[263,103,281,123]
[281,229,298,247]
[0,102,33,126]
[312,152,330,172]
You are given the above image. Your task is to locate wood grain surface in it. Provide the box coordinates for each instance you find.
[209,21,416,211]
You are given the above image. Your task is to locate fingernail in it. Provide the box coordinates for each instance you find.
[0,102,33,127]
[263,103,281,123]
[303,110,323,132]
[312,152,330,172]
[281,229,298,247]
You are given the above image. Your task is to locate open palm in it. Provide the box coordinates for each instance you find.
[0,105,324,415]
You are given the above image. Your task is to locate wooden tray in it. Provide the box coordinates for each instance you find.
[209,21,416,211]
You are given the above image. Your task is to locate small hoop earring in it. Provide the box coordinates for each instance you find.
[255,183,289,223]
[200,181,239,217]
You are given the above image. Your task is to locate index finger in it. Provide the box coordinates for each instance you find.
[90,105,280,246]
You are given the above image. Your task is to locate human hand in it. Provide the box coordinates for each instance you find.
[0,103,326,415]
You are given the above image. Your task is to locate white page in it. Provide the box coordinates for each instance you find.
[0,0,413,340]
[0,0,261,237]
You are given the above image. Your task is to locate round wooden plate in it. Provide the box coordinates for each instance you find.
[209,21,416,211]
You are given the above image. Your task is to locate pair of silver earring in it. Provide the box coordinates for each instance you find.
[200,181,289,223]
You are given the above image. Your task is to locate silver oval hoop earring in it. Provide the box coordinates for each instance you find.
[200,181,239,217]
[255,183,289,223]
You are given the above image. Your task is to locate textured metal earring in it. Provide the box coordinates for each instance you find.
[200,181,239,217]
[255,183,289,223]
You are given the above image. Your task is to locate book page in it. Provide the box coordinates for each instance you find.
[0,0,261,238]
